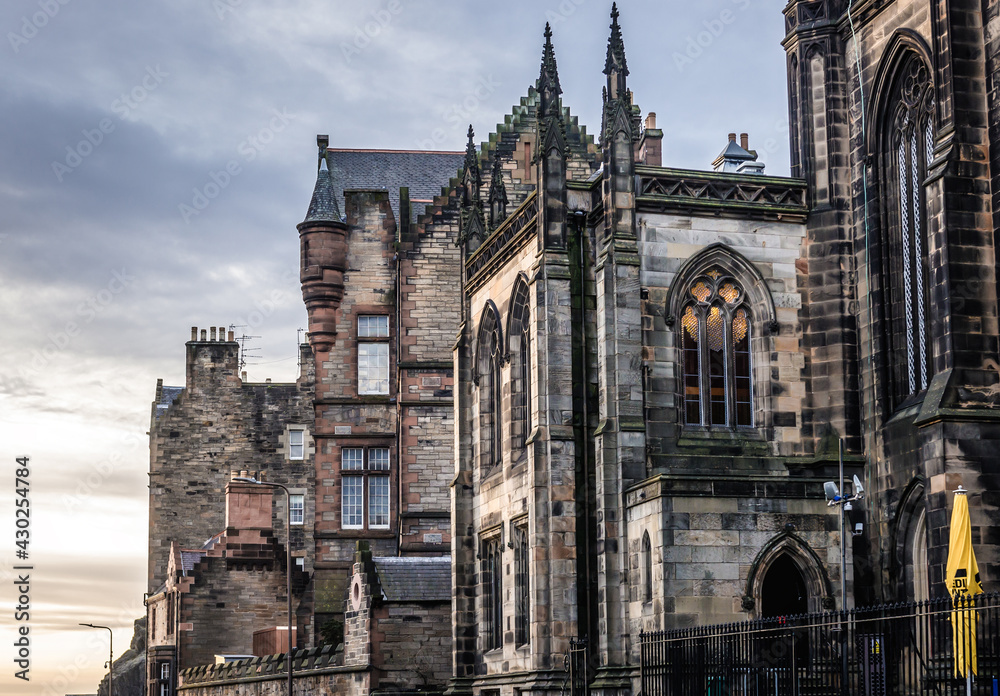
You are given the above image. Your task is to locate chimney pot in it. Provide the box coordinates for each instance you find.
[728,133,737,143]
[200,329,207,341]
[740,133,749,150]
[210,327,217,341]
[191,327,197,341]
[266,378,272,384]
[258,471,266,482]
[228,330,234,342]
[645,112,657,130]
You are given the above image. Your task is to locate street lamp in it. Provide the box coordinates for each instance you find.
[79,623,112,696]
[824,439,864,696]
[234,476,294,696]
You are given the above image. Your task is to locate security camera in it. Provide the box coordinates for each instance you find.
[852,474,864,498]
[824,481,840,503]
[853,522,864,537]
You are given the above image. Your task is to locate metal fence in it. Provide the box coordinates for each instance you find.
[640,593,1000,696]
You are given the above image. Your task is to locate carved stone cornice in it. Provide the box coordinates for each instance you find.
[635,165,809,222]
[465,192,538,293]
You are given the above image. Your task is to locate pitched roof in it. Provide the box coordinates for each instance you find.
[326,149,465,224]
[302,158,342,223]
[372,556,451,602]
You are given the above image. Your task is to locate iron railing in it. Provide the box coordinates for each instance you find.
[640,593,1000,696]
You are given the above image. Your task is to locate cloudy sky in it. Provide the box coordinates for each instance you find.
[0,0,789,692]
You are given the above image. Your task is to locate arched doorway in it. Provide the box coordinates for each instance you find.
[760,554,809,671]
[761,554,809,617]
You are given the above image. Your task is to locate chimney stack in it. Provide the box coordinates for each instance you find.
[740,133,749,150]
[638,111,664,167]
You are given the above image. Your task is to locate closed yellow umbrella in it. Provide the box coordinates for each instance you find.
[945,486,982,681]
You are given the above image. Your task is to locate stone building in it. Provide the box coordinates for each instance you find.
[147,1,1000,695]
[147,144,465,694]
[449,3,999,696]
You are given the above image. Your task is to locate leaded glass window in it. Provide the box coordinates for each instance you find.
[477,305,503,471]
[482,535,503,651]
[884,57,934,403]
[513,523,529,646]
[509,279,532,452]
[679,270,753,428]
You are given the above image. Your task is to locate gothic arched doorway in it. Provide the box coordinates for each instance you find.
[761,554,809,618]
[760,553,809,670]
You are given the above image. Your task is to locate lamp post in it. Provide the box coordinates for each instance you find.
[79,623,112,696]
[824,439,865,696]
[234,476,294,696]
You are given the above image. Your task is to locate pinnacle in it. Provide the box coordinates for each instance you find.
[604,2,628,77]
[538,22,561,96]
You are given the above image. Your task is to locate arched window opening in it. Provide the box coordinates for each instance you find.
[508,278,531,452]
[679,271,753,429]
[642,531,653,603]
[477,305,502,472]
[881,56,934,404]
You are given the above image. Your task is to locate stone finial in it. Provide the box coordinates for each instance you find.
[604,2,628,78]
[537,22,561,98]
[462,125,481,192]
[487,153,508,228]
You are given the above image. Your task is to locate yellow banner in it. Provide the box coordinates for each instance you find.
[946,491,982,678]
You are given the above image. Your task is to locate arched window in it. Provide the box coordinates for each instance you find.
[679,270,753,428]
[508,277,531,452]
[476,304,503,472]
[642,531,653,603]
[881,55,934,404]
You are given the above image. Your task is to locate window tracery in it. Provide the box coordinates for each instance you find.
[679,269,753,428]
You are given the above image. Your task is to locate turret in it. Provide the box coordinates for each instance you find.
[298,135,348,353]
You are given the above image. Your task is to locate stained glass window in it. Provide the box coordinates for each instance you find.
[678,272,753,429]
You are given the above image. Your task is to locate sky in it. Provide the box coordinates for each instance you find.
[0,0,790,693]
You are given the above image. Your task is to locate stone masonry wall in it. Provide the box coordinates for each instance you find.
[148,329,315,594]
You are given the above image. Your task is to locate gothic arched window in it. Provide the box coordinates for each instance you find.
[680,270,753,428]
[476,304,503,472]
[508,277,531,452]
[882,56,934,404]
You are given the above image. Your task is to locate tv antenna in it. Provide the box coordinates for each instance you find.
[229,324,261,373]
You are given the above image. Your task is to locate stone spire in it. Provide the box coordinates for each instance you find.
[487,152,508,229]
[302,135,342,223]
[537,22,561,100]
[462,124,481,196]
[604,2,628,82]
[536,23,567,159]
[601,5,637,144]
[459,125,486,249]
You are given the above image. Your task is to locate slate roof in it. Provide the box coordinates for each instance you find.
[180,550,206,573]
[716,139,756,162]
[154,386,183,420]
[302,159,342,223]
[326,149,465,224]
[372,556,451,602]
